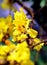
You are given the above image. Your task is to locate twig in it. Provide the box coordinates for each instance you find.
[32,39,47,49]
[9,0,46,21]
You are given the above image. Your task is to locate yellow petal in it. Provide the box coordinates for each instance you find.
[33,38,44,51]
[34,43,44,51]
[13,30,21,36]
[0,33,4,42]
[27,29,38,38]
[17,34,28,41]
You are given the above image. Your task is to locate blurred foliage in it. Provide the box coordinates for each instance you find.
[30,45,47,65]
[40,0,46,7]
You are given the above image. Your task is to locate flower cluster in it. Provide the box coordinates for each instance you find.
[0,8,44,51]
[0,15,13,42]
[0,41,34,65]
[0,18,8,41]
[12,8,44,51]
[0,8,44,65]
[12,8,38,42]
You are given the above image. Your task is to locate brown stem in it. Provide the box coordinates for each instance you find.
[32,39,47,49]
[9,0,45,21]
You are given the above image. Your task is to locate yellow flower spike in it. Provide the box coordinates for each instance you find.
[27,28,38,38]
[33,38,44,51]
[12,8,31,42]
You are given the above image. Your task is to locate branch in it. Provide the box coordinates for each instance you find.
[9,0,45,20]
[32,39,47,49]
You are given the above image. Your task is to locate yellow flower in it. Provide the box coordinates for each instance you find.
[17,34,28,42]
[27,28,38,38]
[13,8,31,27]
[9,43,16,50]
[0,33,4,42]
[13,26,26,33]
[0,43,16,56]
[6,15,13,35]
[0,18,9,42]
[0,16,13,41]
[7,41,30,63]
[12,8,31,42]
[17,41,28,48]
[33,38,44,51]
[0,45,10,54]
[0,46,7,55]
[13,30,21,36]
[12,8,38,41]
[0,19,8,33]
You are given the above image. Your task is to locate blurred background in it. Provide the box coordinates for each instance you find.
[0,0,47,65]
